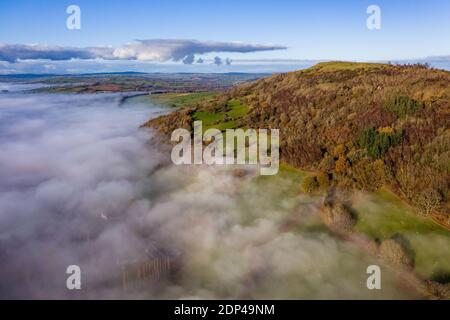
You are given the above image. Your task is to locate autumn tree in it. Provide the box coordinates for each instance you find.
[414,188,442,216]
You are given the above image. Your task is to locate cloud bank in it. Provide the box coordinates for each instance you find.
[0,89,414,299]
[0,40,286,65]
[0,44,114,63]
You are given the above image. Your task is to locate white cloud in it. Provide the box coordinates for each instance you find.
[113,39,286,64]
[0,40,286,64]
[0,44,114,63]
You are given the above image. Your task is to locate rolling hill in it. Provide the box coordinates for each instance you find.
[145,62,450,221]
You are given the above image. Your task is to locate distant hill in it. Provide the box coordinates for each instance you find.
[0,71,149,81]
[146,61,450,218]
[0,71,270,81]
[0,72,270,93]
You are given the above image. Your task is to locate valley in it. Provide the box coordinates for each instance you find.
[1,62,449,299]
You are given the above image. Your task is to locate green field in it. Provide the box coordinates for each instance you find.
[192,99,249,132]
[353,188,450,279]
[134,92,217,108]
[251,165,450,280]
[150,92,217,108]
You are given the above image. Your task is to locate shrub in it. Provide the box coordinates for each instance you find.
[385,96,424,118]
[316,171,331,189]
[357,127,403,159]
[301,175,319,193]
[371,159,387,185]
[332,144,346,157]
[351,159,386,191]
[414,188,442,216]
[378,126,394,134]
[318,154,335,172]
[358,127,377,152]
[321,202,356,233]
[379,234,415,268]
[335,155,349,174]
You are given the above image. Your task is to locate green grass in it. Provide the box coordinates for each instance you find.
[226,154,450,280]
[248,164,450,280]
[353,187,450,278]
[192,99,249,132]
[225,99,248,118]
[143,92,217,108]
[252,164,307,194]
[192,110,223,124]
[305,61,389,73]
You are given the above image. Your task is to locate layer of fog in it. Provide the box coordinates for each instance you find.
[0,91,413,299]
[0,82,51,93]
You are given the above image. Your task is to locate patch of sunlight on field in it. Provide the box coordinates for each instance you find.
[353,188,450,278]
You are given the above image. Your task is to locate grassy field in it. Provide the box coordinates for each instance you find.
[303,61,390,73]
[192,99,249,132]
[136,92,218,108]
[255,164,450,280]
[352,188,450,279]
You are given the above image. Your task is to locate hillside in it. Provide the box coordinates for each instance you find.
[144,62,450,220]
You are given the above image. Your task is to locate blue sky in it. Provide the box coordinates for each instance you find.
[0,0,449,73]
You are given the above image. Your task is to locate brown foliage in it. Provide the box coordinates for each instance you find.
[146,62,450,215]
